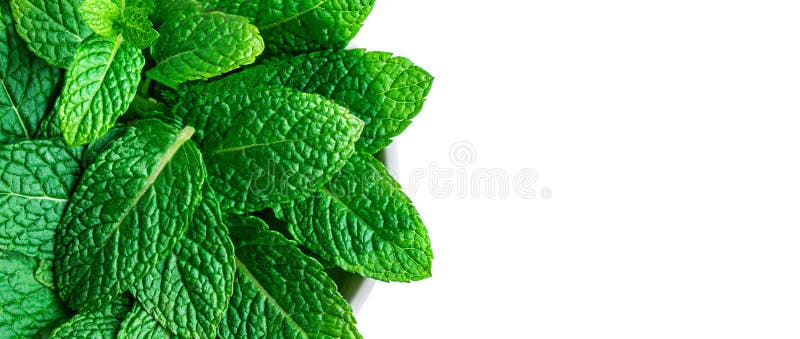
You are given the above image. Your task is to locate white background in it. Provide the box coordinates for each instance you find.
[350,1,800,338]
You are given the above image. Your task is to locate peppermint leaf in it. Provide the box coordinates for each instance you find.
[0,252,69,337]
[79,0,121,37]
[9,0,93,68]
[0,1,62,143]
[50,295,132,338]
[0,140,81,259]
[118,303,172,339]
[121,7,158,49]
[276,152,433,282]
[218,215,361,339]
[55,119,205,311]
[147,10,264,88]
[57,34,144,146]
[192,49,434,153]
[177,86,363,213]
[131,188,235,338]
[200,0,375,55]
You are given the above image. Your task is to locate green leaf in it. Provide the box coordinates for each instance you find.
[195,49,434,153]
[50,294,132,338]
[55,119,205,311]
[200,0,375,55]
[0,1,62,144]
[57,34,144,146]
[79,0,122,37]
[121,7,159,49]
[147,10,264,88]
[0,252,69,337]
[9,0,93,68]
[0,140,81,259]
[131,188,235,338]
[118,303,172,339]
[218,216,361,339]
[275,152,433,282]
[177,86,364,213]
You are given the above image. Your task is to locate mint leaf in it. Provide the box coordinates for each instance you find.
[147,11,264,88]
[118,303,171,339]
[132,188,235,338]
[55,119,205,311]
[177,86,364,213]
[1,1,62,143]
[50,295,132,338]
[200,0,375,55]
[276,152,433,282]
[57,34,144,146]
[0,140,81,259]
[9,0,93,68]
[0,252,69,337]
[79,0,121,37]
[121,7,158,49]
[197,49,434,153]
[218,215,361,339]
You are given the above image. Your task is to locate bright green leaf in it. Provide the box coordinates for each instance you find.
[193,49,434,153]
[0,1,62,143]
[131,188,235,338]
[55,119,205,311]
[218,216,362,338]
[121,7,159,49]
[49,295,132,338]
[276,152,433,282]
[79,0,122,37]
[0,252,69,337]
[147,10,264,88]
[118,303,172,339]
[9,0,93,68]
[57,34,144,146]
[0,140,81,259]
[200,0,375,55]
[177,86,364,213]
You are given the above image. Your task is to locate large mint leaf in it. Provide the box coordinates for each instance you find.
[200,0,374,55]
[0,252,69,337]
[118,303,171,339]
[0,1,62,143]
[190,49,434,153]
[50,295,131,338]
[0,140,80,259]
[177,86,363,213]
[9,0,93,68]
[218,215,361,339]
[276,152,433,282]
[57,34,144,146]
[55,119,205,311]
[132,188,235,338]
[147,11,264,89]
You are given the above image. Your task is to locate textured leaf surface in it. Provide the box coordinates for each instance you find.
[177,86,363,213]
[218,216,361,339]
[199,49,433,153]
[0,1,62,144]
[0,140,81,258]
[276,152,433,282]
[118,304,171,339]
[201,0,374,55]
[147,11,264,88]
[9,0,93,68]
[132,188,235,338]
[0,252,69,337]
[50,295,131,338]
[79,0,121,37]
[57,34,144,146]
[55,119,205,311]
[121,7,158,49]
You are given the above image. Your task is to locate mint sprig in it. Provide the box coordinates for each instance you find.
[0,0,435,337]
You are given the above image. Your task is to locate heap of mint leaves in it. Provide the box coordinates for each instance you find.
[0,0,434,337]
